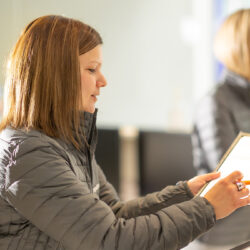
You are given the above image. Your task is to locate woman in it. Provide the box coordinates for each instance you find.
[0,15,249,250]
[192,9,250,248]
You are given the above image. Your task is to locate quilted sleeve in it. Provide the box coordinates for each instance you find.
[97,164,194,219]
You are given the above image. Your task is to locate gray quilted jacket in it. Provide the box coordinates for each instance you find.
[192,69,250,245]
[0,111,215,250]
[193,69,250,174]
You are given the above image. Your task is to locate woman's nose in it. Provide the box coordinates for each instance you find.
[97,74,107,87]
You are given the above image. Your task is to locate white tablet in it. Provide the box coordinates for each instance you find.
[198,132,250,197]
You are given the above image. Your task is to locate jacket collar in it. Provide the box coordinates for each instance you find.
[222,69,250,105]
[222,69,250,89]
[76,109,98,154]
[59,109,98,154]
[79,109,97,142]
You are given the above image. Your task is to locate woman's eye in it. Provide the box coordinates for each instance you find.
[88,68,96,73]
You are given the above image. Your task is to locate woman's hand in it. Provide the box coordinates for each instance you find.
[187,172,221,195]
[204,171,250,220]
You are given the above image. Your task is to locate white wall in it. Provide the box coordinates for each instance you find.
[0,0,209,131]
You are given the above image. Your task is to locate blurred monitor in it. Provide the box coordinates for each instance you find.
[139,131,195,195]
[95,128,120,192]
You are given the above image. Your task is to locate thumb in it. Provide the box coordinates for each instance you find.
[202,172,220,182]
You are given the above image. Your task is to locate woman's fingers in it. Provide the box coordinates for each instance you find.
[225,170,243,182]
[204,171,250,220]
[236,184,250,199]
[239,195,250,206]
[202,172,221,181]
[187,172,221,195]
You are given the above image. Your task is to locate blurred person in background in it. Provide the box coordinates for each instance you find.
[192,8,250,249]
[0,14,249,250]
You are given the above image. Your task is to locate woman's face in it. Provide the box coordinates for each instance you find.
[79,45,107,113]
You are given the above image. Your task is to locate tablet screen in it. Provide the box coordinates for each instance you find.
[199,133,250,197]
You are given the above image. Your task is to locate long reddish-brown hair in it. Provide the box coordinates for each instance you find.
[0,15,102,148]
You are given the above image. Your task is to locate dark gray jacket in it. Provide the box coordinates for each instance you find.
[192,70,250,245]
[193,69,250,174]
[0,111,215,250]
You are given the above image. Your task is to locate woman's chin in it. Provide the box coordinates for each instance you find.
[82,106,95,113]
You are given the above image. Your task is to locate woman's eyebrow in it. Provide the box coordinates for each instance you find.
[89,60,102,65]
